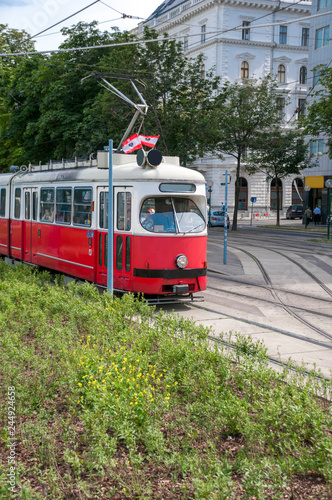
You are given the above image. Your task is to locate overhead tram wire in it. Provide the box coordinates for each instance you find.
[9,0,102,51]
[0,0,317,58]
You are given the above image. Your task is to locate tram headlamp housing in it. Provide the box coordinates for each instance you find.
[175,254,188,269]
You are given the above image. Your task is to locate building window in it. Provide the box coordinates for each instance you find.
[310,139,324,155]
[276,97,286,119]
[241,61,249,79]
[315,26,330,49]
[242,21,250,40]
[201,24,206,44]
[279,26,287,44]
[183,37,188,50]
[270,178,283,210]
[292,178,303,205]
[318,0,332,10]
[201,63,205,79]
[238,177,248,210]
[301,28,309,46]
[299,66,307,84]
[277,64,286,83]
[297,98,306,117]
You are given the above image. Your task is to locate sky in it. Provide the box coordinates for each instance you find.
[0,0,162,52]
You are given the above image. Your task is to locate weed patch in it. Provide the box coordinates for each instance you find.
[0,262,331,499]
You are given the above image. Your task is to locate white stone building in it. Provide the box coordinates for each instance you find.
[303,0,332,222]
[137,0,312,217]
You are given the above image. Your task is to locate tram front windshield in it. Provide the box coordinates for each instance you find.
[140,197,205,233]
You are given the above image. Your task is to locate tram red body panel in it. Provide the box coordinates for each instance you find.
[0,219,9,256]
[35,224,96,282]
[0,152,208,296]
[131,235,207,294]
[10,220,23,260]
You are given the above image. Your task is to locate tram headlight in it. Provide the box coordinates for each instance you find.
[175,254,188,269]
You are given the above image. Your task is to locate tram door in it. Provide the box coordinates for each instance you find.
[97,187,133,290]
[22,187,38,263]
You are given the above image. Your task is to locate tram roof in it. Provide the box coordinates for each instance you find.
[5,153,206,185]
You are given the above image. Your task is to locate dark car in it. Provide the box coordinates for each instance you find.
[286,204,304,219]
[209,210,230,228]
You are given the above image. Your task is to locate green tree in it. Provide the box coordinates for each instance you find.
[245,128,313,225]
[209,77,282,230]
[304,66,332,158]
[0,25,39,170]
[137,29,219,166]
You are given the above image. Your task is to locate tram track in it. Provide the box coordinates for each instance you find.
[205,331,331,385]
[227,245,332,343]
[205,281,332,320]
[189,301,332,350]
[208,269,332,303]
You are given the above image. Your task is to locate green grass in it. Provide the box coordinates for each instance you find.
[0,262,331,499]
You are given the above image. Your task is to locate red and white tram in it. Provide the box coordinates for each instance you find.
[0,150,207,297]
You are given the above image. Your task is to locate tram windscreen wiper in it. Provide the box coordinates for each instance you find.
[183,222,205,233]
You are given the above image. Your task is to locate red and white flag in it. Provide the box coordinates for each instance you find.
[122,133,143,154]
[138,135,159,148]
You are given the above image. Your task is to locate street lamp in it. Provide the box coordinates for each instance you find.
[325,179,332,239]
[304,185,311,228]
[207,181,213,227]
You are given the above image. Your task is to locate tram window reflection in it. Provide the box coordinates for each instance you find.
[99,192,108,229]
[14,188,21,219]
[25,191,30,220]
[117,192,132,231]
[40,188,54,222]
[73,187,92,226]
[56,188,72,224]
[140,197,205,233]
[173,198,205,233]
[0,188,6,217]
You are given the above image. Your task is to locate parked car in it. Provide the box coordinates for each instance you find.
[209,210,230,228]
[286,205,304,219]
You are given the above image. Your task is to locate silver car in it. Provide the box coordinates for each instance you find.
[209,210,230,228]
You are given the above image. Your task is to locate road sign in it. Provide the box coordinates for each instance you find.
[250,197,257,203]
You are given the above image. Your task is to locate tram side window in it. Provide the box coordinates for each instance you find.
[0,188,6,217]
[117,192,132,231]
[73,187,92,226]
[14,188,21,219]
[40,188,55,222]
[25,192,30,220]
[32,192,38,221]
[99,192,108,229]
[56,188,72,224]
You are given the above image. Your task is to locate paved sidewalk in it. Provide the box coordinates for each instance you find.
[174,223,332,378]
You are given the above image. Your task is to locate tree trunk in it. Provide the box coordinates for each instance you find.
[232,155,241,231]
[276,180,280,226]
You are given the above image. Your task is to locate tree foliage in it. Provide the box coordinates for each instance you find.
[304,67,332,158]
[0,24,218,171]
[246,128,313,225]
[208,76,282,230]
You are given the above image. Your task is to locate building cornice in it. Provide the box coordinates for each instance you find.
[145,0,311,32]
[183,36,309,56]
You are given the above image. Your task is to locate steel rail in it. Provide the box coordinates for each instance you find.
[205,282,332,320]
[206,333,331,384]
[190,302,332,349]
[229,246,332,342]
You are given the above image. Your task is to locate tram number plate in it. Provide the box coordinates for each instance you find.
[173,284,189,293]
